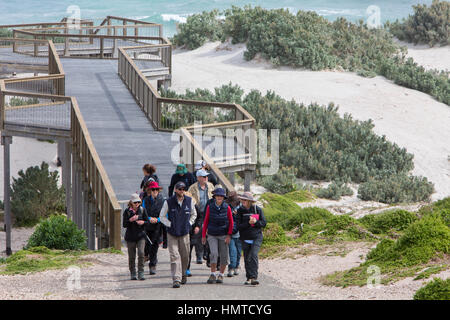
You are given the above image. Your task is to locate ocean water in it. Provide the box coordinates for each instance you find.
[0,0,433,37]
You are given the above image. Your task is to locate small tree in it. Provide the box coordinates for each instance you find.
[11,162,65,227]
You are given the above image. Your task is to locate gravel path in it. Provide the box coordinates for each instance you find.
[1,228,447,300]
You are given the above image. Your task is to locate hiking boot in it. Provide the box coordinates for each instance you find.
[207,274,216,284]
[244,279,251,285]
[250,278,259,285]
[196,259,203,264]
[216,275,224,284]
[138,271,145,280]
[130,272,137,280]
[234,268,240,276]
[173,281,181,288]
[186,269,192,277]
[149,266,156,275]
[227,269,234,277]
[181,276,187,285]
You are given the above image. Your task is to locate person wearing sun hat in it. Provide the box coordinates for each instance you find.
[123,193,149,281]
[142,181,165,275]
[236,191,266,285]
[168,164,195,197]
[202,187,234,284]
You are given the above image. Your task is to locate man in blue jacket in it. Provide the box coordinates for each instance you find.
[159,181,197,288]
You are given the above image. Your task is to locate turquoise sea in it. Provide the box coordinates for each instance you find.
[0,0,433,37]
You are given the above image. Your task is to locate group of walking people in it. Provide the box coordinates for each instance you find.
[123,161,266,288]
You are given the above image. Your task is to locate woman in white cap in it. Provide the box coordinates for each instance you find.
[236,191,266,285]
[123,193,149,280]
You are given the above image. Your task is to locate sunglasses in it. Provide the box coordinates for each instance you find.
[176,188,186,191]
[150,188,159,191]
[133,201,141,204]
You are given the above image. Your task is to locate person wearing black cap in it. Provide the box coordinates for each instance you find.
[201,187,234,284]
[159,181,197,288]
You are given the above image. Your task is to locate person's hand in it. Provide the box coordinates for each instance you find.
[201,237,206,245]
[129,214,138,222]
[136,220,144,226]
[225,235,231,245]
[249,217,256,225]
[194,227,200,234]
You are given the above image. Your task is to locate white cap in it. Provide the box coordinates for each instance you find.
[196,169,209,177]
[195,160,206,170]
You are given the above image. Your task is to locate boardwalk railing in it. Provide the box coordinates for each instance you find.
[11,26,166,58]
[118,46,257,192]
[0,38,122,249]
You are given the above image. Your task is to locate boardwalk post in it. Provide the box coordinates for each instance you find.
[228,172,235,187]
[244,170,252,192]
[64,141,72,219]
[2,135,12,256]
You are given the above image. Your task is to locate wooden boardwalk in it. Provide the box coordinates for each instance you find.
[62,57,177,201]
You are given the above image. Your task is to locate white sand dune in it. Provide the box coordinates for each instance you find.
[395,39,450,72]
[172,41,450,201]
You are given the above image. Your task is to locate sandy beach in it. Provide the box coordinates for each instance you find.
[171,40,450,201]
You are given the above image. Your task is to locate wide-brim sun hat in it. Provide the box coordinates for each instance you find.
[238,191,256,202]
[130,193,141,203]
[212,187,227,199]
[146,181,163,190]
[175,164,188,174]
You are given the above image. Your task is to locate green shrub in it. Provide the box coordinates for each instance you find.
[358,174,434,204]
[172,10,224,49]
[257,167,298,194]
[387,0,450,46]
[283,190,315,203]
[262,222,290,245]
[324,213,450,286]
[0,199,4,210]
[163,84,431,200]
[316,180,353,200]
[26,215,87,250]
[173,5,450,105]
[261,192,333,230]
[11,162,65,227]
[360,209,419,234]
[414,278,450,300]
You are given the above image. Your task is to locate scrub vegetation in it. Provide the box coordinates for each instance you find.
[172,5,449,105]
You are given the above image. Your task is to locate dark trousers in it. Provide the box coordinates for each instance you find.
[145,240,159,267]
[127,239,145,273]
[241,235,263,280]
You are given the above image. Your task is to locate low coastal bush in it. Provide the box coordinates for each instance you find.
[257,167,298,194]
[387,0,450,47]
[172,10,224,50]
[11,162,65,227]
[172,5,450,105]
[359,209,418,235]
[414,278,450,300]
[26,215,87,251]
[163,84,433,203]
[323,213,450,286]
[358,174,434,204]
[316,181,353,200]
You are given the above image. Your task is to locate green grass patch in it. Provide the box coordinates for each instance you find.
[414,278,450,300]
[0,246,122,275]
[414,265,448,280]
[359,209,418,235]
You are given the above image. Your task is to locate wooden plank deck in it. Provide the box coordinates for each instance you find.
[61,58,177,200]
